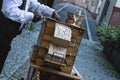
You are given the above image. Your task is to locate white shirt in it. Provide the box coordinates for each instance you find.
[1,0,55,23]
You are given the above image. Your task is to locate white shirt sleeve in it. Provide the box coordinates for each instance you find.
[29,0,55,16]
[1,0,34,23]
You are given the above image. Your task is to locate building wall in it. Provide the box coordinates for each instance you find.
[102,0,116,24]
[115,0,120,8]
[109,7,120,26]
[89,0,99,13]
[96,0,106,25]
[95,0,117,25]
[109,0,120,26]
[95,0,102,14]
[87,0,100,14]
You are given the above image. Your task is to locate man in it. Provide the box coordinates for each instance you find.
[0,0,60,74]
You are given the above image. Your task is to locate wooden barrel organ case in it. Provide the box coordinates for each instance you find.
[27,12,85,80]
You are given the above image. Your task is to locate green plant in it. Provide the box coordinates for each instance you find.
[97,24,120,48]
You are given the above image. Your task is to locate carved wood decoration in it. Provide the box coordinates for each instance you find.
[28,12,85,80]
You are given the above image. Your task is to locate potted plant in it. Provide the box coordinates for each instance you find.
[97,24,114,59]
[97,24,120,72]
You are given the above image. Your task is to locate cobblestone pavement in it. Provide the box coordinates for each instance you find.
[0,3,120,80]
[53,0,86,8]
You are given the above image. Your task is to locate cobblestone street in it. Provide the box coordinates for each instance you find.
[0,1,120,80]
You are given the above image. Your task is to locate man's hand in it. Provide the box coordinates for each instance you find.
[52,11,60,20]
[32,13,41,23]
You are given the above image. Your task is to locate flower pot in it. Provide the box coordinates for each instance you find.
[110,48,120,72]
[101,41,113,60]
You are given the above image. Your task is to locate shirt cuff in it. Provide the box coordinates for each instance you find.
[26,12,34,22]
[47,8,55,16]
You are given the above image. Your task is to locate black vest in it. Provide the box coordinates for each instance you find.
[0,0,3,15]
[0,0,2,9]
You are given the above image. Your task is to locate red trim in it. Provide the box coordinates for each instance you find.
[114,7,120,12]
[109,7,120,26]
